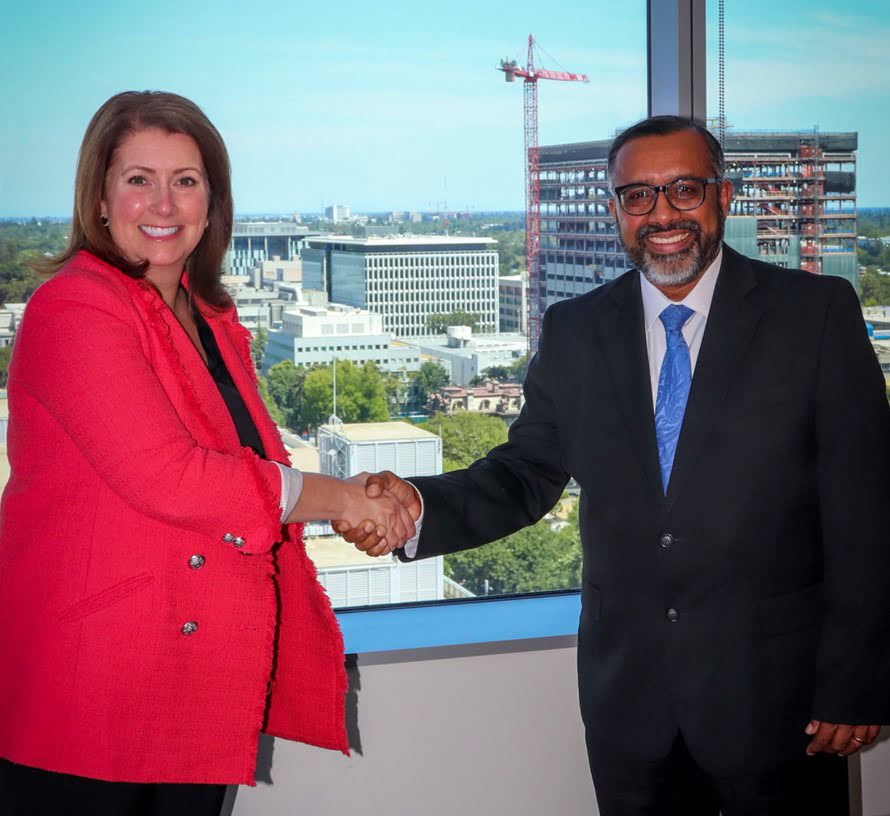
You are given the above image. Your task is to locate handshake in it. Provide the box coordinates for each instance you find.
[332,471,422,557]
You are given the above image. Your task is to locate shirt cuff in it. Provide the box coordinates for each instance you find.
[401,483,424,559]
[274,462,304,523]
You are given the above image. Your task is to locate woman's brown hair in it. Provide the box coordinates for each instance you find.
[40,91,233,308]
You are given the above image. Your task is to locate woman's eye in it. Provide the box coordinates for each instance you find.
[127,175,147,185]
[177,176,199,187]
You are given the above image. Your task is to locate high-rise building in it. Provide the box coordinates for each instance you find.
[301,236,499,337]
[536,130,859,319]
[226,222,312,277]
[324,204,351,223]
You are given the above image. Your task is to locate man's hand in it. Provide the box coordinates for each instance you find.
[805,719,881,756]
[333,471,422,557]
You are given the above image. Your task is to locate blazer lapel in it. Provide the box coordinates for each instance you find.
[199,306,291,466]
[596,272,664,499]
[662,246,763,511]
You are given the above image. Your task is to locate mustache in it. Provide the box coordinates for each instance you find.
[637,220,701,242]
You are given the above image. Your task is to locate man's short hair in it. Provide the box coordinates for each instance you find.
[607,115,725,187]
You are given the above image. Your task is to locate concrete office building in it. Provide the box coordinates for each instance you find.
[536,130,859,318]
[301,236,499,337]
[403,326,527,387]
[263,304,422,375]
[227,285,300,333]
[499,274,528,334]
[226,222,313,277]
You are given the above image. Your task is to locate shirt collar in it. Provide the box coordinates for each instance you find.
[640,246,724,332]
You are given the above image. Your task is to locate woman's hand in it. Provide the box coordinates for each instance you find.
[336,474,417,556]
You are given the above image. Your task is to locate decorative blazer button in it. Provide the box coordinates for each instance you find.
[233,537,246,548]
[182,621,199,635]
[666,608,680,623]
[659,533,674,548]
[188,554,206,570]
[222,533,235,543]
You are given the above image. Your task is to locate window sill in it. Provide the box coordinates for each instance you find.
[335,589,582,654]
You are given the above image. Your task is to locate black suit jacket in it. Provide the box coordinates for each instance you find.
[404,245,890,776]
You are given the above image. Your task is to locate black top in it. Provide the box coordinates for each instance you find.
[193,308,266,459]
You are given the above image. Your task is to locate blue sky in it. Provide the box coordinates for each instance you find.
[1,0,887,217]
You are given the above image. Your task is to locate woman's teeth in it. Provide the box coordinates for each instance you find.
[140,225,179,237]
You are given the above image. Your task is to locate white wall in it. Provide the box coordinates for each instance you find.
[227,637,890,816]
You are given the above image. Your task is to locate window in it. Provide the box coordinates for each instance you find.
[3,0,646,612]
[705,0,873,293]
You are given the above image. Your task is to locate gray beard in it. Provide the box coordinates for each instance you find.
[637,243,704,288]
[623,216,724,288]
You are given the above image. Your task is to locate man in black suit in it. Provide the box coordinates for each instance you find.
[337,116,890,815]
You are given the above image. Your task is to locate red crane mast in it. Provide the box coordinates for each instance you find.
[500,35,588,356]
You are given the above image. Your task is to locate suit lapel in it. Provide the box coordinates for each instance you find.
[596,272,663,499]
[662,246,763,511]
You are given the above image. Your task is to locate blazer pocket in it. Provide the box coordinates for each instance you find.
[757,582,823,636]
[59,572,155,624]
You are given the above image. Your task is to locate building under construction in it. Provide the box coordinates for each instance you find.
[536,130,858,317]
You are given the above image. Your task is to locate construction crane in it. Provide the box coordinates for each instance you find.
[499,34,588,356]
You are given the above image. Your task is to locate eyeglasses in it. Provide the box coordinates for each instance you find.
[612,177,723,216]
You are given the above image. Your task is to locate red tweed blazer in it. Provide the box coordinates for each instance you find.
[0,251,347,784]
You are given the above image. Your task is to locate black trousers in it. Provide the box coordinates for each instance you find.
[587,731,849,816]
[0,758,227,816]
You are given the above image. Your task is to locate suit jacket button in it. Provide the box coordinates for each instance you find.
[233,537,246,548]
[188,554,205,570]
[222,533,235,543]
[666,608,679,623]
[182,621,198,635]
[659,533,674,548]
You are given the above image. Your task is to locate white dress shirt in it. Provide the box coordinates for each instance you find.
[275,462,304,523]
[640,248,723,407]
[405,249,724,559]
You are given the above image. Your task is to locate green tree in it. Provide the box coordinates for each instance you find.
[0,221,70,304]
[265,359,307,429]
[411,361,449,408]
[508,354,529,383]
[479,364,510,381]
[0,344,12,388]
[299,360,391,431]
[257,376,284,425]
[250,327,268,371]
[382,371,409,415]
[421,410,508,471]
[425,309,481,334]
[446,502,581,596]
[860,268,890,307]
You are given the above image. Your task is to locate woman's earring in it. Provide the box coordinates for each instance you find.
[100,214,109,227]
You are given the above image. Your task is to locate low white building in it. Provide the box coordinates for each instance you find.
[403,326,527,386]
[264,304,422,376]
[306,421,470,607]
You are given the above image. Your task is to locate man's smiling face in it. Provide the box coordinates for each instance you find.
[609,129,733,294]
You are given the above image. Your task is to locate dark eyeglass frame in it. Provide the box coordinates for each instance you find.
[612,176,723,215]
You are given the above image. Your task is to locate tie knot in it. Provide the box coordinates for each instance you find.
[659,304,694,333]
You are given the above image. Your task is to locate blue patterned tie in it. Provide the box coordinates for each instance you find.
[654,304,695,493]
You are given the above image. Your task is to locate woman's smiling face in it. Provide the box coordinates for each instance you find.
[102,128,210,282]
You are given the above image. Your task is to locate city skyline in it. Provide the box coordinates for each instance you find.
[2,0,889,217]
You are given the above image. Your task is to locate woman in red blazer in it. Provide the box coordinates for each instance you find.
[0,91,413,816]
